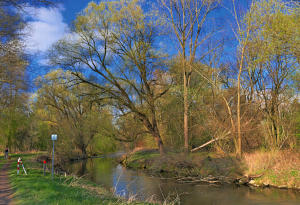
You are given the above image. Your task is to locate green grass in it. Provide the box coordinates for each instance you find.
[0,156,5,169]
[10,170,112,205]
[290,170,298,177]
[8,154,153,205]
[252,169,300,188]
[0,153,11,169]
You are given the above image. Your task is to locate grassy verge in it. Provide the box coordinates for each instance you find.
[244,150,300,189]
[0,154,5,169]
[8,154,154,205]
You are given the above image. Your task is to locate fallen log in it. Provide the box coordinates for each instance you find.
[190,131,231,152]
[190,138,220,152]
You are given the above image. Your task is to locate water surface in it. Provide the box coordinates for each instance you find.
[64,157,300,204]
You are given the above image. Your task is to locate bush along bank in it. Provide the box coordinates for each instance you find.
[120,149,300,190]
[8,154,155,205]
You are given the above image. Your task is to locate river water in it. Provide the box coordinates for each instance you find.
[64,157,300,204]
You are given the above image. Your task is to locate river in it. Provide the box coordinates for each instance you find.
[63,156,300,204]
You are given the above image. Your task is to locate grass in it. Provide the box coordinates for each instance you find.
[7,154,155,205]
[0,155,5,169]
[0,153,11,169]
[10,170,113,205]
[243,150,300,189]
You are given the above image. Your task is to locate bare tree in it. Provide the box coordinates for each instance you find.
[50,1,169,154]
[161,0,220,152]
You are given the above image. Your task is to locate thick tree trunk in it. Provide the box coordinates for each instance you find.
[152,118,164,155]
[155,134,164,155]
[81,144,87,158]
[140,112,165,155]
[79,159,87,176]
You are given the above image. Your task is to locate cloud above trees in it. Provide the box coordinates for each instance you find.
[23,5,69,54]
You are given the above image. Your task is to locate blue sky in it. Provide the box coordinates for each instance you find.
[61,0,90,23]
[22,0,248,56]
[22,0,250,90]
[24,0,89,55]
[23,0,91,88]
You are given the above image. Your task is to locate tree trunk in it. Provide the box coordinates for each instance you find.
[140,113,165,155]
[184,71,189,153]
[155,134,164,155]
[81,144,87,158]
[237,73,242,158]
[153,116,165,155]
[237,46,246,159]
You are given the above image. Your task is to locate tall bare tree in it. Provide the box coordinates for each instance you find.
[231,0,254,158]
[161,0,220,152]
[50,1,169,154]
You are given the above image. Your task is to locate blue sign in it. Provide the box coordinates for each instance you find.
[51,134,57,141]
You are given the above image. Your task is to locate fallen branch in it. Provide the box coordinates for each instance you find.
[190,138,220,152]
[191,131,231,152]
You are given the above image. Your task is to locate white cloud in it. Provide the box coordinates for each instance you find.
[37,57,50,66]
[23,5,69,54]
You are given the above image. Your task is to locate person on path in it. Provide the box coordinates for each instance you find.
[4,147,8,159]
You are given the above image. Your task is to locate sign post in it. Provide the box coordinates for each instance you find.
[43,160,47,176]
[51,134,57,180]
[17,157,27,175]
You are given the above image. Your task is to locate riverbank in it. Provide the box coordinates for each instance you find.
[120,149,300,190]
[6,154,155,205]
[243,150,300,189]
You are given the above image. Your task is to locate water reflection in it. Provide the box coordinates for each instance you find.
[64,158,300,205]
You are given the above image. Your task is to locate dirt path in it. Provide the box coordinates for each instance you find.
[0,161,13,205]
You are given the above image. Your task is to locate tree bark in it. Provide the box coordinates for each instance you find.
[140,112,165,155]
[81,144,87,158]
[237,69,242,158]
[184,70,189,153]
[155,133,164,155]
[237,43,246,158]
[153,118,165,155]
